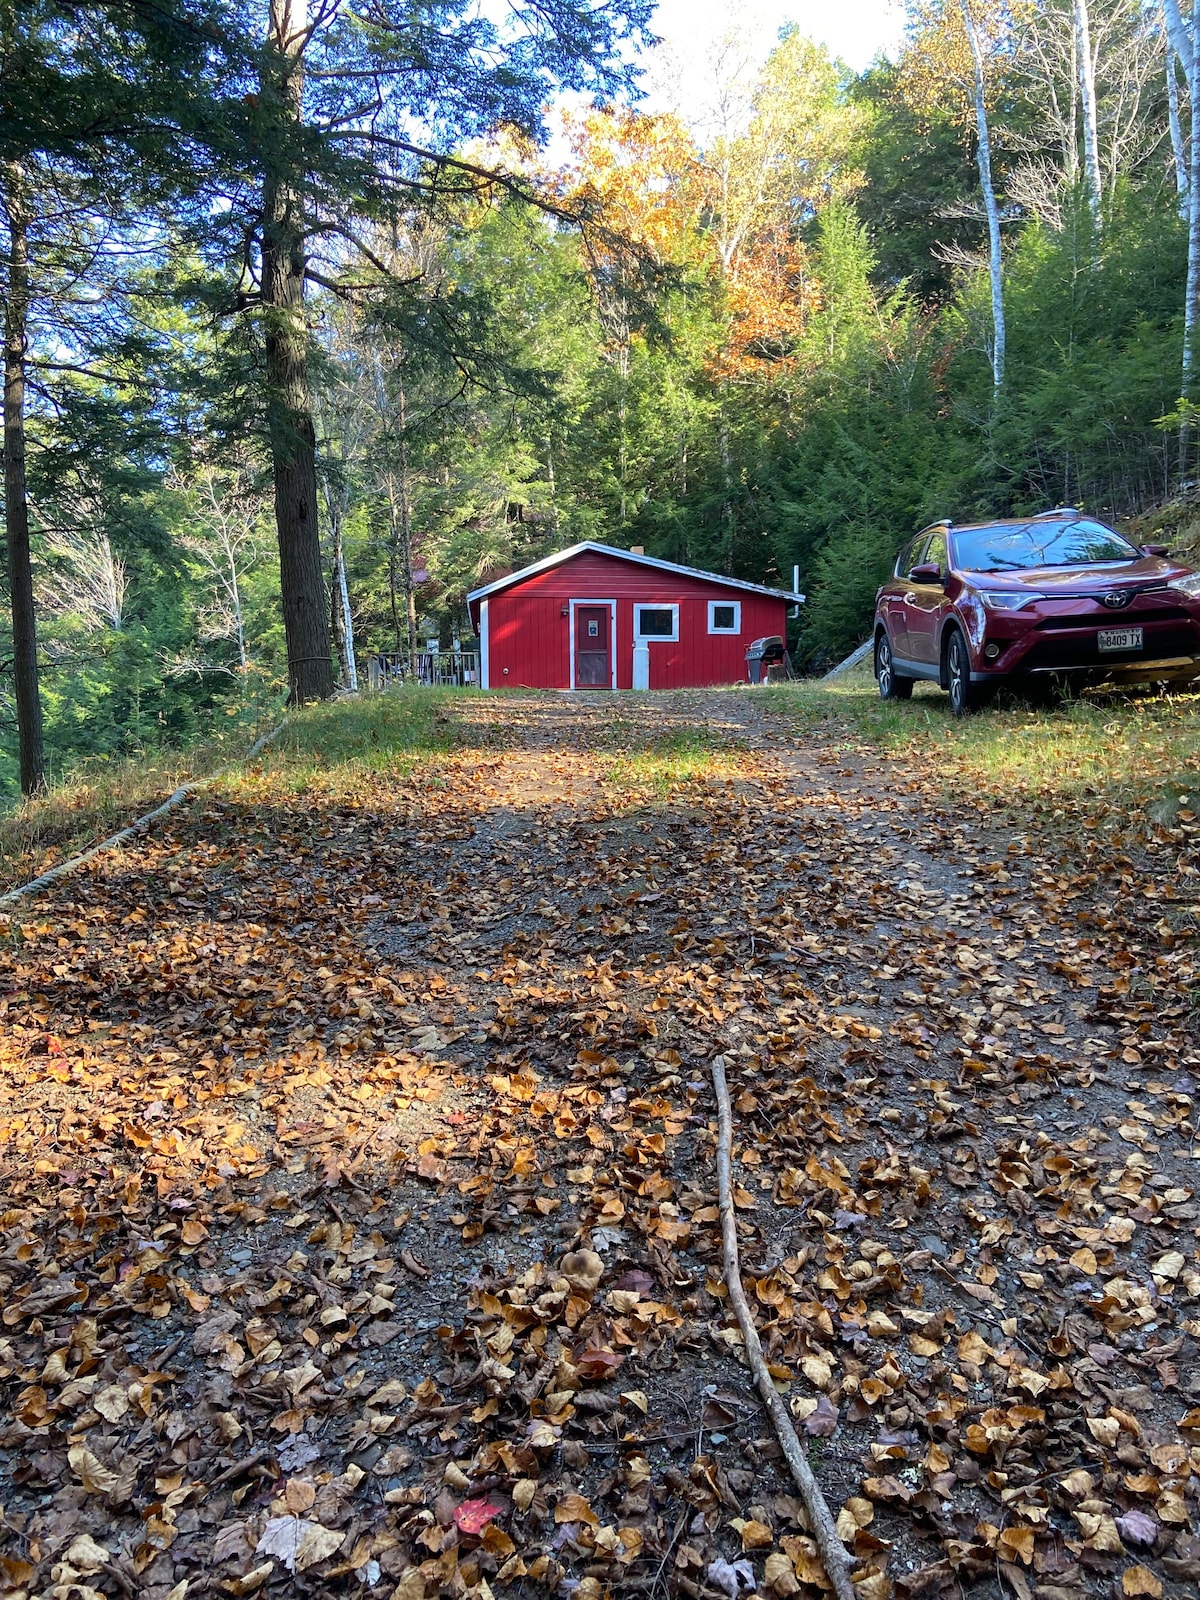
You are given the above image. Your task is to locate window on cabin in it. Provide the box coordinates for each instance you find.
[634,605,678,641]
[708,600,741,633]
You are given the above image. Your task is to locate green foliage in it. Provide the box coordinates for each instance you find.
[5,3,1200,794]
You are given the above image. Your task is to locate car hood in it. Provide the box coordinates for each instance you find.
[962,556,1193,594]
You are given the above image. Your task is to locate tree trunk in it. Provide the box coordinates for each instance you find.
[396,380,418,661]
[2,160,46,797]
[960,0,1006,395]
[1166,15,1189,214]
[718,383,735,574]
[1074,0,1102,221]
[1167,0,1200,472]
[331,505,357,691]
[261,0,334,705]
[228,544,248,668]
[384,478,403,650]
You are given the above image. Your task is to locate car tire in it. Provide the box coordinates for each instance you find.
[945,629,977,717]
[876,632,913,701]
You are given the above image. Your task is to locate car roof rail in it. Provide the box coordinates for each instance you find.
[1032,506,1081,518]
[920,517,953,532]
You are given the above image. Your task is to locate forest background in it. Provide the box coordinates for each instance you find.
[5,0,1200,799]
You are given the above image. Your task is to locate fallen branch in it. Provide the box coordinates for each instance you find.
[0,722,285,907]
[709,1054,857,1600]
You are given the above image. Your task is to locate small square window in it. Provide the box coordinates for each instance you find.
[708,600,741,634]
[634,604,678,641]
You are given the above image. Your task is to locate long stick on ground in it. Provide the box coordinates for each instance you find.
[0,722,285,907]
[710,1054,857,1600]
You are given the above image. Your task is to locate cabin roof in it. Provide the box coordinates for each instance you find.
[466,541,806,606]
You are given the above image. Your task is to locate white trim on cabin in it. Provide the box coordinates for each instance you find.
[568,598,617,691]
[708,599,742,634]
[479,598,490,690]
[467,540,805,608]
[633,602,679,642]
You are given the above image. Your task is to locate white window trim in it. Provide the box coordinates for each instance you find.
[707,599,741,634]
[568,598,617,691]
[633,602,679,643]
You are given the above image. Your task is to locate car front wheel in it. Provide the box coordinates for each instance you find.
[945,629,977,717]
[876,632,913,701]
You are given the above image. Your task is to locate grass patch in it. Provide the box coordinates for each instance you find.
[763,669,1200,845]
[597,746,743,801]
[0,688,473,891]
[593,720,744,799]
[0,717,286,892]
[237,687,466,796]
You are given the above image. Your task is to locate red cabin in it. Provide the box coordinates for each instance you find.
[467,542,804,691]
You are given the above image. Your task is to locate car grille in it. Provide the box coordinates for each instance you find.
[1022,624,1200,670]
[1036,604,1192,629]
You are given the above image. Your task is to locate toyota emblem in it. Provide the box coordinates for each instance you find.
[1102,590,1131,609]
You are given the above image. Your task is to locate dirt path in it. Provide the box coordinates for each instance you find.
[0,690,1197,1600]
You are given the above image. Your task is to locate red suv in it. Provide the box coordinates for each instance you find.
[873,510,1200,714]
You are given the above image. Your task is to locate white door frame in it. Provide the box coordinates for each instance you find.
[479,598,490,689]
[569,598,617,690]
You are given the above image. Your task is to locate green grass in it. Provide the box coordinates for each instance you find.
[0,715,287,891]
[233,686,467,796]
[762,667,1200,845]
[591,717,745,799]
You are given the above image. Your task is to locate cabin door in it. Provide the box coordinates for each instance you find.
[573,604,612,688]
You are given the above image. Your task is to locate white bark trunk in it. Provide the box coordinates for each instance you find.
[333,513,357,692]
[960,0,1006,394]
[1074,0,1102,220]
[1167,0,1200,398]
[1166,26,1189,213]
[227,546,247,668]
[1164,10,1196,212]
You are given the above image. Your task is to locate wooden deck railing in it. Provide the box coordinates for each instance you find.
[367,650,480,689]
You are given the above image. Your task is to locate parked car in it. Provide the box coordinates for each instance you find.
[873,509,1200,714]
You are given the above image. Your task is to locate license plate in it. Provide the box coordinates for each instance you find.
[1098,626,1143,653]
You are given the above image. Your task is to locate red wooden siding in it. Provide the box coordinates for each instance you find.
[479,549,789,690]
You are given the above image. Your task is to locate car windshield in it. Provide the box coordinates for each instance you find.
[952,518,1141,572]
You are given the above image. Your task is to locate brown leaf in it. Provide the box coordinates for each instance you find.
[1122,1568,1163,1598]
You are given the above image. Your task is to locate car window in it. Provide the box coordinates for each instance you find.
[897,535,928,577]
[952,518,1141,571]
[924,529,948,577]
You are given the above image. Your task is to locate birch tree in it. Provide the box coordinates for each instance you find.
[39,523,127,633]
[959,0,1007,392]
[1074,0,1103,216]
[176,463,271,671]
[1166,11,1188,209]
[1165,0,1200,401]
[901,0,1014,395]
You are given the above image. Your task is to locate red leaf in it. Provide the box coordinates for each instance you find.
[453,1498,503,1537]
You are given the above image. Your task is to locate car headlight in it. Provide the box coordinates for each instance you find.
[979,590,1039,611]
[1169,571,1200,598]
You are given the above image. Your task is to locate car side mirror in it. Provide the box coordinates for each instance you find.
[909,562,943,584]
[1142,543,1170,557]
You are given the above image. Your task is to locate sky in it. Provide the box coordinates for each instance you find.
[639,0,907,107]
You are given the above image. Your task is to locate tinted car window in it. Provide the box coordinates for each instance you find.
[925,529,948,577]
[897,535,928,577]
[952,518,1141,572]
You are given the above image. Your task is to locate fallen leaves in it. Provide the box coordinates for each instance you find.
[0,689,1197,1600]
[254,1515,344,1572]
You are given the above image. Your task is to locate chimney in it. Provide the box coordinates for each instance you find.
[630,545,645,555]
